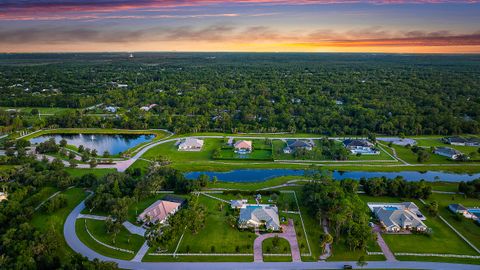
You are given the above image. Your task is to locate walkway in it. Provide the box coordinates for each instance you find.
[319,219,331,261]
[373,225,397,261]
[253,219,301,262]
[34,190,61,211]
[131,241,149,262]
[198,192,229,203]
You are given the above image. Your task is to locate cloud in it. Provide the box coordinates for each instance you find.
[0,0,478,21]
[0,24,478,48]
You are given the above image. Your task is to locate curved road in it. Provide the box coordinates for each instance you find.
[65,198,480,270]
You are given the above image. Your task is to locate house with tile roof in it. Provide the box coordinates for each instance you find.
[234,140,253,154]
[137,200,182,225]
[368,202,427,232]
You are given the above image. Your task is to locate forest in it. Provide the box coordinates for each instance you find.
[1,53,480,135]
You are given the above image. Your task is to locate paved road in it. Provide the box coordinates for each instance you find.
[65,198,480,270]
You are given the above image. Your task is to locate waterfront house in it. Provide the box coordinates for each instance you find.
[368,202,427,232]
[434,147,463,160]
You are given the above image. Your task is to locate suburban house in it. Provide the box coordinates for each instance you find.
[137,199,182,225]
[283,140,314,154]
[140,104,158,111]
[368,202,427,232]
[343,139,380,155]
[104,106,119,113]
[444,136,480,147]
[238,204,280,231]
[234,140,253,154]
[434,147,463,160]
[178,138,204,151]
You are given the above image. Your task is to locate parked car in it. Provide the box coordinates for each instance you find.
[343,265,353,269]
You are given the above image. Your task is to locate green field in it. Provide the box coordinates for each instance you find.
[0,106,75,114]
[262,236,291,254]
[176,195,256,254]
[30,188,88,258]
[75,219,136,260]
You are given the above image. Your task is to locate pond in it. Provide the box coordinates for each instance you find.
[184,169,480,183]
[30,133,154,155]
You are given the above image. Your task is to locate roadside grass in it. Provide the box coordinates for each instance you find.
[75,219,135,260]
[216,148,272,160]
[327,237,385,261]
[142,255,253,262]
[30,187,88,258]
[424,193,480,250]
[209,175,307,191]
[177,195,256,254]
[262,237,291,254]
[263,256,292,262]
[395,255,480,265]
[0,165,17,171]
[84,219,144,252]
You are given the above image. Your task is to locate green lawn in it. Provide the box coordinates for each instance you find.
[25,186,59,208]
[142,255,253,262]
[216,148,273,161]
[75,219,136,260]
[262,237,291,254]
[30,187,88,258]
[263,256,292,262]
[143,139,222,162]
[177,195,256,254]
[85,219,144,252]
[396,255,480,265]
[424,193,480,250]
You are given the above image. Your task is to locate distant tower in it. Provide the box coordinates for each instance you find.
[129,53,134,58]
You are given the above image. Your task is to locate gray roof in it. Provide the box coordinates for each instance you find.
[287,140,313,149]
[343,139,373,148]
[374,208,426,230]
[435,147,462,156]
[239,206,280,230]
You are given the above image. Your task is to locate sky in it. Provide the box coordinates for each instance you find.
[0,0,479,53]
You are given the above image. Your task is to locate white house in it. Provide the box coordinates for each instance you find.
[238,204,280,231]
[343,139,379,155]
[178,138,204,151]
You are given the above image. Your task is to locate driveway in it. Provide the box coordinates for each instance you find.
[373,225,397,262]
[253,219,301,262]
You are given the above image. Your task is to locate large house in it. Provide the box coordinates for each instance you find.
[137,199,183,225]
[283,140,314,154]
[343,139,379,155]
[234,140,253,154]
[368,202,427,232]
[238,204,280,231]
[444,136,480,147]
[178,138,204,151]
[448,204,468,215]
[434,147,463,160]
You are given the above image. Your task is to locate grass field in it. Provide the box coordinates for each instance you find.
[65,168,116,178]
[142,254,254,262]
[177,195,256,254]
[75,219,136,260]
[85,219,144,253]
[424,193,480,251]
[0,106,75,114]
[30,188,88,259]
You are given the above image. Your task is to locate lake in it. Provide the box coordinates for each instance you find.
[184,169,480,183]
[30,133,153,155]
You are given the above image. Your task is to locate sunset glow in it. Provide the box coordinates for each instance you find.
[1,0,479,53]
